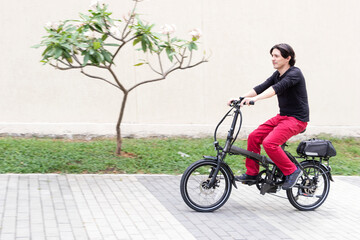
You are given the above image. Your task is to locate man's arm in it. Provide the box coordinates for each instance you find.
[227,74,276,106]
[227,89,257,106]
[242,89,257,98]
[242,87,276,105]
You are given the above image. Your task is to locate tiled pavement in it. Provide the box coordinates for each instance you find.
[0,174,359,240]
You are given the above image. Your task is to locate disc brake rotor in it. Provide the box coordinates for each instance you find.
[299,178,317,195]
[200,178,220,195]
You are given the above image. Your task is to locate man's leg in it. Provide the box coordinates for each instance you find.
[245,115,280,176]
[262,116,307,175]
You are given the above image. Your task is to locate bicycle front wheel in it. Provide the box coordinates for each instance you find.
[286,161,330,211]
[180,160,232,212]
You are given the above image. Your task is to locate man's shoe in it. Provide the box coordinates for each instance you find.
[282,167,303,190]
[234,173,256,184]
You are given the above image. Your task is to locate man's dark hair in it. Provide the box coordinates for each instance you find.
[270,43,296,66]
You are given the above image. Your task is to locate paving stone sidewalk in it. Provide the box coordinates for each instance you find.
[0,174,359,240]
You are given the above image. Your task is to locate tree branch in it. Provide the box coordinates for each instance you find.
[181,57,208,69]
[72,54,82,66]
[107,67,127,93]
[128,76,167,93]
[58,59,72,67]
[147,61,162,75]
[49,63,69,70]
[80,68,121,90]
[165,62,180,75]
[49,62,127,92]
[128,58,207,93]
[187,50,193,67]
[109,42,125,68]
[109,34,139,68]
[174,54,181,64]
[51,63,108,70]
[178,48,187,68]
[122,0,138,39]
[157,53,164,75]
[144,52,162,76]
[122,20,135,40]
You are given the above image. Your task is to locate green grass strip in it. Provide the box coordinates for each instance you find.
[0,137,359,175]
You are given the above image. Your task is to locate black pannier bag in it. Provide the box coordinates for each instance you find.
[296,139,336,157]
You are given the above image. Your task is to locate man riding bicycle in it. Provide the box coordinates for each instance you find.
[229,43,309,190]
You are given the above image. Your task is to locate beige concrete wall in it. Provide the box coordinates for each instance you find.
[1,0,359,139]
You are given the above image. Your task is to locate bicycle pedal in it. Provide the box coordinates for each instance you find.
[260,183,273,195]
[240,180,256,186]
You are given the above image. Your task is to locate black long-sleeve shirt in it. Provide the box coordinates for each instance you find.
[253,66,309,122]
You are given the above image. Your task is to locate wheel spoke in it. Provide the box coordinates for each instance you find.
[180,161,232,212]
[286,162,330,211]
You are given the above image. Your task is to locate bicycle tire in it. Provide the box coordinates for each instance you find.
[180,159,232,212]
[286,161,330,211]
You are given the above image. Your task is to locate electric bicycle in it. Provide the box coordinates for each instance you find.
[180,98,335,212]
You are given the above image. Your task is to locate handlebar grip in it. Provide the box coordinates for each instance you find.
[230,99,255,107]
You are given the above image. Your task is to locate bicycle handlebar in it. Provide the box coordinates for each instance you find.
[230,98,255,107]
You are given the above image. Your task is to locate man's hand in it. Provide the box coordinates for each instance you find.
[227,99,237,106]
[241,97,257,106]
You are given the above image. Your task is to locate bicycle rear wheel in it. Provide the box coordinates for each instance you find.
[286,161,330,211]
[180,160,232,212]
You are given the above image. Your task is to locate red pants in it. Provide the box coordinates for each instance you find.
[245,114,307,176]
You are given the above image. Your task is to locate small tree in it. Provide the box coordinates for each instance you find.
[33,0,208,155]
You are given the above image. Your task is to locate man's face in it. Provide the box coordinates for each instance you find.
[271,48,290,70]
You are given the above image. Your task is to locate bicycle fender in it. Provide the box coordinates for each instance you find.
[203,156,238,189]
[203,155,217,161]
[301,160,334,182]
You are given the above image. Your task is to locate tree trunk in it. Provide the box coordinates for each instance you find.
[116,92,128,155]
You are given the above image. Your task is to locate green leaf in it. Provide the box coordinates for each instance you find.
[107,18,115,25]
[31,44,41,49]
[65,25,77,32]
[103,43,120,47]
[141,38,147,52]
[42,46,53,56]
[171,37,181,43]
[134,63,144,66]
[133,37,141,46]
[94,23,103,32]
[62,50,71,59]
[166,47,174,62]
[188,42,198,51]
[66,58,73,64]
[101,50,113,63]
[137,16,144,27]
[54,47,63,59]
[44,47,56,58]
[61,43,72,52]
[83,52,90,66]
[79,13,90,21]
[93,41,101,50]
[101,34,108,41]
[95,51,104,63]
[76,43,89,48]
